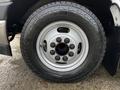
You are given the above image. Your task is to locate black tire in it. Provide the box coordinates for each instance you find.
[22,0,74,23]
[20,1,106,83]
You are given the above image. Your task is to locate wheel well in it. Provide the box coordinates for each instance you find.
[7,0,114,35]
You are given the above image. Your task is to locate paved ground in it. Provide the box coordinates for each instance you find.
[0,35,120,90]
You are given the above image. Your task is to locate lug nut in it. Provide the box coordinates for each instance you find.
[63,56,68,61]
[64,38,70,43]
[69,44,75,49]
[50,50,55,55]
[68,52,74,57]
[55,56,60,61]
[50,42,56,48]
[56,37,62,43]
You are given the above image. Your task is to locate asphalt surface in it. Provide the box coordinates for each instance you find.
[0,35,120,90]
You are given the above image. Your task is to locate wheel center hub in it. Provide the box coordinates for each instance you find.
[55,43,69,56]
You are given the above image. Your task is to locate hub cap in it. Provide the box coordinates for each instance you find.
[55,43,69,56]
[36,21,89,72]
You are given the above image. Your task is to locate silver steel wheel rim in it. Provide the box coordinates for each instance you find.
[36,21,89,72]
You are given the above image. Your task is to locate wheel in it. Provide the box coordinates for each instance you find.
[20,1,106,83]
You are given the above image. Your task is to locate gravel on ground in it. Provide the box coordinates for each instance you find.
[0,35,120,90]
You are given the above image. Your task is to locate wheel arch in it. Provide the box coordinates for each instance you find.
[7,0,114,34]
